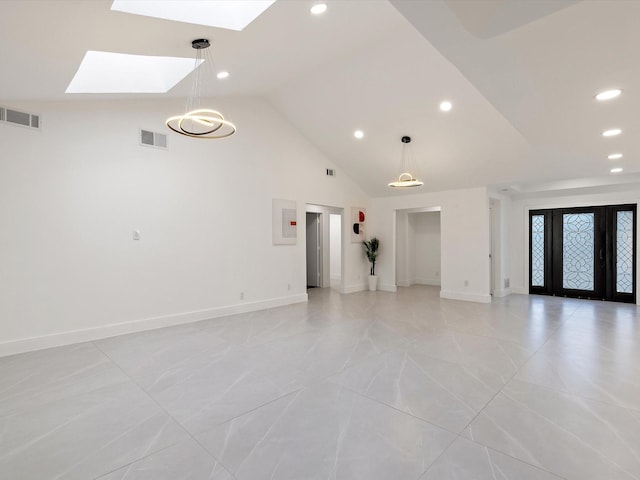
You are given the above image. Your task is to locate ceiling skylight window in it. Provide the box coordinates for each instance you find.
[611,167,623,173]
[608,153,623,160]
[595,89,622,101]
[354,130,364,139]
[217,71,230,79]
[66,51,202,93]
[111,1,276,31]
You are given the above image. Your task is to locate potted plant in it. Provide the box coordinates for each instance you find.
[362,237,379,291]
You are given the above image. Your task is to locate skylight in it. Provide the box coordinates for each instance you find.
[66,51,203,94]
[110,0,276,31]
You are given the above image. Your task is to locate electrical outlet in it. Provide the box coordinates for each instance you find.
[287,283,291,291]
[464,280,469,287]
[132,230,141,241]
[240,292,244,300]
[435,271,439,277]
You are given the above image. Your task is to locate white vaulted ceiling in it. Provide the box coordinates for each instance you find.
[1,0,638,196]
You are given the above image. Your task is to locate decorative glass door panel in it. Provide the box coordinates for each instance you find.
[531,215,545,287]
[562,213,595,291]
[616,211,633,294]
[529,205,636,303]
[610,205,637,303]
[529,210,552,296]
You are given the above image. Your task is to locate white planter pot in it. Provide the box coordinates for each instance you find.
[368,275,378,291]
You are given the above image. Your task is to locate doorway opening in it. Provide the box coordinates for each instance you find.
[489,198,506,296]
[329,214,342,290]
[529,204,636,303]
[306,205,344,292]
[395,207,442,291]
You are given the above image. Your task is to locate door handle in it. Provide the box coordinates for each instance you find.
[599,248,604,260]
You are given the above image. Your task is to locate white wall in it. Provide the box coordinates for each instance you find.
[509,187,640,304]
[369,187,491,302]
[408,212,441,286]
[0,97,369,355]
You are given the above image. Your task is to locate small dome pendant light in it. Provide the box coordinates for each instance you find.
[388,136,424,188]
[166,39,236,139]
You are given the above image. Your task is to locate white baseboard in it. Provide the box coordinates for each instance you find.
[378,284,397,292]
[344,283,395,293]
[0,293,308,358]
[343,283,366,294]
[412,278,441,286]
[398,279,440,287]
[440,290,492,304]
[492,288,512,298]
[511,287,529,295]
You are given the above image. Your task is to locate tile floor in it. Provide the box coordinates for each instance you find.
[1,286,639,479]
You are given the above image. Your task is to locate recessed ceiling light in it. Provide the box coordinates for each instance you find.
[111,0,276,31]
[608,153,623,160]
[310,3,327,15]
[602,128,622,137]
[66,51,202,93]
[439,101,452,112]
[595,89,622,101]
[354,130,364,139]
[217,71,229,79]
[611,167,623,173]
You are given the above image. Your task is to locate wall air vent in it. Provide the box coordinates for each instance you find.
[326,168,336,177]
[0,105,41,130]
[140,129,168,150]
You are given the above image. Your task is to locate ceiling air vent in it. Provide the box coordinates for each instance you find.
[140,129,168,150]
[0,105,41,130]
[326,168,336,177]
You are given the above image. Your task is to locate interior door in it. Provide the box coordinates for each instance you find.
[306,212,321,287]
[552,207,605,299]
[529,204,636,303]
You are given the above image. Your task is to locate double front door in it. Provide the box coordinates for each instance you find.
[529,205,636,303]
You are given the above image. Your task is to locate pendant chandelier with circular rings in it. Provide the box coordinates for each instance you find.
[166,39,236,139]
[388,136,424,188]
